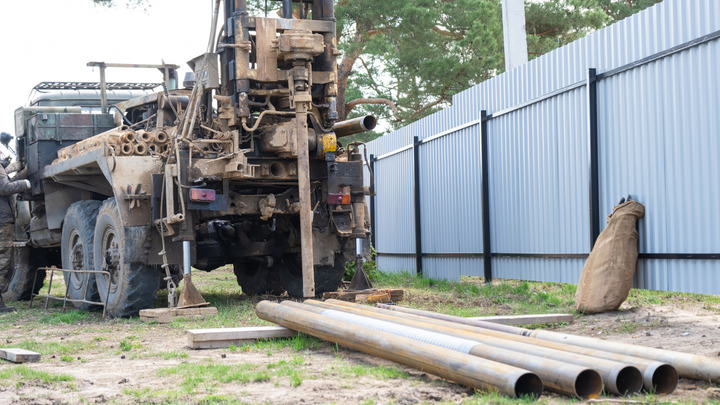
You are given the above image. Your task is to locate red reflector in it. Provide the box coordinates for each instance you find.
[329,193,351,205]
[190,188,216,202]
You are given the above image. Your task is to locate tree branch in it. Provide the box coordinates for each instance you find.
[432,26,465,40]
[346,98,401,121]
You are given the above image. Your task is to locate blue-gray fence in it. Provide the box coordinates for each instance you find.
[365,0,720,295]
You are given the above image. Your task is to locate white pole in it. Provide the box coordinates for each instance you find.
[502,0,528,72]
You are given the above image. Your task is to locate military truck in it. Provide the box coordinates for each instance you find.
[1,0,374,317]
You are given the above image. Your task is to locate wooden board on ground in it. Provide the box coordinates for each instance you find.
[356,293,391,304]
[469,313,574,325]
[187,326,298,349]
[0,348,40,363]
[324,289,403,302]
[140,307,218,324]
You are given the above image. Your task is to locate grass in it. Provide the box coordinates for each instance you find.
[2,339,91,356]
[0,365,74,388]
[157,362,271,394]
[323,357,409,380]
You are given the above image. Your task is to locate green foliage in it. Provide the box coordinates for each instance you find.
[60,355,74,362]
[343,259,379,282]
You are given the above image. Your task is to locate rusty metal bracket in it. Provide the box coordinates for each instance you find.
[30,267,112,320]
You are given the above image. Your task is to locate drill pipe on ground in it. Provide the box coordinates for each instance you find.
[282,301,602,399]
[255,301,543,398]
[377,303,705,385]
[377,306,678,394]
[311,300,643,396]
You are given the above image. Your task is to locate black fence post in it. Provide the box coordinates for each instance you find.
[480,111,492,283]
[588,68,601,250]
[412,135,423,276]
[369,154,377,252]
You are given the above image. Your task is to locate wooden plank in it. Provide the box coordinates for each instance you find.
[140,307,218,324]
[187,326,298,350]
[323,289,404,302]
[468,313,574,325]
[0,348,41,363]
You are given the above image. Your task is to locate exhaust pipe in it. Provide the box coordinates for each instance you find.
[255,301,543,398]
[333,115,377,138]
[313,300,644,396]
[282,301,601,399]
[375,304,680,393]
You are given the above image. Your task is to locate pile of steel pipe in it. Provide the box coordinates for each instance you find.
[256,301,544,398]
[54,126,173,162]
[256,299,689,399]
[376,303,717,385]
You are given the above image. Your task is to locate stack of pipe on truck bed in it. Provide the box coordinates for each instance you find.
[54,126,171,163]
[255,300,712,400]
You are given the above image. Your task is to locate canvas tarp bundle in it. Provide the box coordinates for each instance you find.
[575,201,645,314]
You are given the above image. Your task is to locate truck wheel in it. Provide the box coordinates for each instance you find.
[61,200,102,310]
[278,253,348,298]
[1,247,47,302]
[233,261,284,296]
[93,199,158,318]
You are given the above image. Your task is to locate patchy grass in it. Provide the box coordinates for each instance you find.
[157,362,271,394]
[38,310,89,325]
[372,271,578,323]
[2,339,91,357]
[0,365,74,388]
[323,357,409,381]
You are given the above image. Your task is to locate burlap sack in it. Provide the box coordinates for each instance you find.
[575,200,645,314]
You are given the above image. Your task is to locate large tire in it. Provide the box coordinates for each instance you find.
[61,200,102,310]
[93,199,158,318]
[233,260,284,296]
[1,247,47,302]
[278,252,349,298]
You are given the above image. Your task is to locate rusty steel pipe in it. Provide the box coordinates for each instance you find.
[333,115,377,138]
[315,300,643,396]
[375,304,681,392]
[282,301,601,399]
[526,329,718,383]
[256,301,543,398]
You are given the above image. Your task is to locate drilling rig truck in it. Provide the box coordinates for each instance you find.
[1,0,375,317]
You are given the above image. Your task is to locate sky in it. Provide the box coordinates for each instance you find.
[0,0,221,146]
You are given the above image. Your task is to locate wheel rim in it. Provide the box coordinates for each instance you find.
[67,227,85,291]
[100,225,121,295]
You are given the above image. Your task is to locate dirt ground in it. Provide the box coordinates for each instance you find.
[1,270,720,405]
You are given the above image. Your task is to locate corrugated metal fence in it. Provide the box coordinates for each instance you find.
[365,0,720,295]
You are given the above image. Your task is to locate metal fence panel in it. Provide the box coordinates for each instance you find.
[366,0,720,293]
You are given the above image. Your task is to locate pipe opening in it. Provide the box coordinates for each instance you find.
[575,369,603,399]
[121,143,134,155]
[134,142,148,156]
[155,131,169,143]
[138,130,152,143]
[616,366,643,395]
[514,373,543,399]
[361,116,377,131]
[650,364,678,395]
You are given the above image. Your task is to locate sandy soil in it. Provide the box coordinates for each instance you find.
[1,299,719,404]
